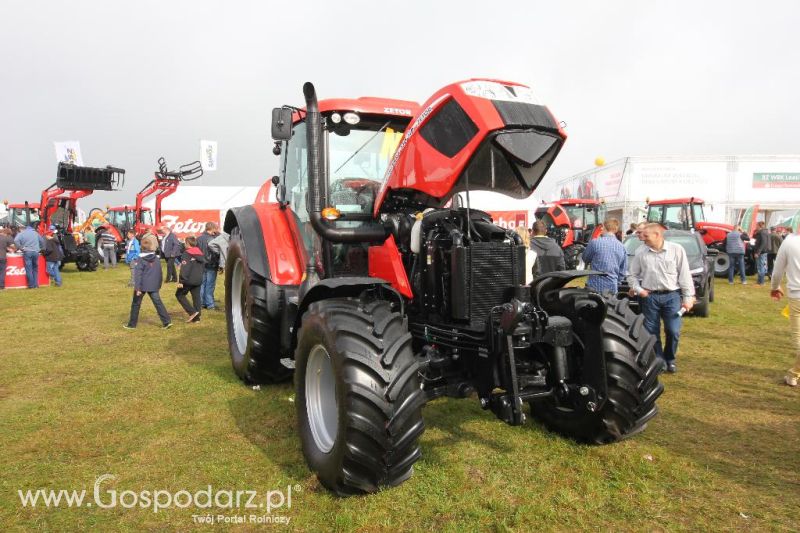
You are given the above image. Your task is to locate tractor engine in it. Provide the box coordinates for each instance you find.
[406,208,525,327]
[388,207,566,424]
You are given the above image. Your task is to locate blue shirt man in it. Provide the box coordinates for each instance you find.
[13,226,45,288]
[582,218,627,294]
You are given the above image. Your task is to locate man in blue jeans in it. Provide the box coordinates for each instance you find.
[13,225,45,288]
[627,223,695,373]
[753,221,771,286]
[726,226,747,284]
[197,222,221,309]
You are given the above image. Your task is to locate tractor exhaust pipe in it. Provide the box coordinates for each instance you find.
[303,82,388,244]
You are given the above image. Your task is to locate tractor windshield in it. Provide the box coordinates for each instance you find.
[327,119,405,215]
[10,207,39,226]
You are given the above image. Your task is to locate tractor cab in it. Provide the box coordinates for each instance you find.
[5,203,41,228]
[646,198,706,231]
[106,206,154,236]
[275,101,415,276]
[534,199,605,268]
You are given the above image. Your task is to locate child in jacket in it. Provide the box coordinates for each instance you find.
[125,234,172,329]
[175,235,205,322]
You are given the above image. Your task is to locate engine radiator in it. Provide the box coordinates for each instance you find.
[454,242,524,326]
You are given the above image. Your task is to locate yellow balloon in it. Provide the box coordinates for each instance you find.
[594,157,605,167]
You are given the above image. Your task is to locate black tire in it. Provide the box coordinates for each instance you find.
[693,281,710,317]
[531,294,663,443]
[75,244,99,272]
[225,228,292,384]
[295,298,425,495]
[713,251,730,278]
[564,243,585,270]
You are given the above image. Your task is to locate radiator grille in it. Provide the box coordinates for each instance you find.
[466,242,521,325]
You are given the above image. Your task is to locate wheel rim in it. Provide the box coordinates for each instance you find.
[306,345,338,453]
[230,258,248,355]
[714,254,730,274]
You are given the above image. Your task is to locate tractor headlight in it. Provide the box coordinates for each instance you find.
[460,80,540,104]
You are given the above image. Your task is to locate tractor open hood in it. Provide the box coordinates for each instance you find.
[374,79,566,214]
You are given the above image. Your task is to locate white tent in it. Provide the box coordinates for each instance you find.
[143,185,261,237]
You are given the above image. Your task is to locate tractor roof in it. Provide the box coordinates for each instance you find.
[295,97,421,121]
[550,198,602,206]
[7,202,40,208]
[648,197,705,205]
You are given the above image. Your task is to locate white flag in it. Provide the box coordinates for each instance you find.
[200,140,218,171]
[54,141,84,166]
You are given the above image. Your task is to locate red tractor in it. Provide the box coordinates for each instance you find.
[646,197,755,277]
[40,162,125,270]
[2,201,41,230]
[224,81,663,495]
[101,157,202,253]
[534,198,606,268]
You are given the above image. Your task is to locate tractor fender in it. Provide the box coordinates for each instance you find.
[224,206,270,280]
[531,269,604,308]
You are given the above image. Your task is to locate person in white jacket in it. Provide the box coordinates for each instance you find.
[770,233,800,386]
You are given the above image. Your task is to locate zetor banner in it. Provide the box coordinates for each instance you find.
[160,210,221,239]
[752,172,800,188]
[486,210,528,230]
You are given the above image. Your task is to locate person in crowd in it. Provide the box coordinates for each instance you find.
[197,222,222,310]
[753,221,771,286]
[209,230,230,269]
[635,222,647,241]
[159,225,181,283]
[124,234,172,330]
[625,223,637,236]
[582,218,627,294]
[175,235,205,323]
[768,226,784,279]
[43,231,64,287]
[514,225,537,285]
[770,231,800,386]
[14,224,45,288]
[627,223,694,374]
[97,226,117,269]
[726,225,747,285]
[83,227,96,249]
[530,220,565,275]
[124,230,141,287]
[0,227,17,289]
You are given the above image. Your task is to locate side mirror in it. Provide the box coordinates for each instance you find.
[271,108,294,141]
[452,194,464,209]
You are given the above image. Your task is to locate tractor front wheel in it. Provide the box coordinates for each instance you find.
[225,228,292,384]
[295,298,425,495]
[75,244,99,271]
[531,294,663,443]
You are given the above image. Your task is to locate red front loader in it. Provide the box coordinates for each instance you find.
[224,81,663,495]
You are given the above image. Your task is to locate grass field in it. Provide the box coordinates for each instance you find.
[0,264,798,532]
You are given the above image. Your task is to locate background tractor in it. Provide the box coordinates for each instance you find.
[646,197,755,277]
[39,162,125,271]
[534,198,606,269]
[224,80,663,495]
[100,157,203,255]
[2,201,41,230]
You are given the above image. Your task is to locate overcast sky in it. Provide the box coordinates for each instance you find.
[1,0,798,208]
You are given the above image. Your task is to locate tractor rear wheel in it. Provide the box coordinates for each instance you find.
[531,294,663,443]
[295,298,425,495]
[713,251,730,277]
[564,243,585,270]
[225,228,292,384]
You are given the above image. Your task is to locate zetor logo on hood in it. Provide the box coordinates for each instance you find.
[160,210,220,237]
